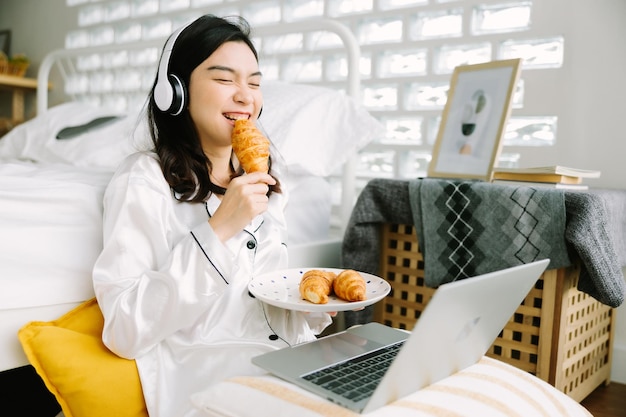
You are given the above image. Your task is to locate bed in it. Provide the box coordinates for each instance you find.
[0,19,381,374]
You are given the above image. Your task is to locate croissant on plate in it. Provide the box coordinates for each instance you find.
[299,270,337,304]
[333,269,367,302]
[231,119,271,173]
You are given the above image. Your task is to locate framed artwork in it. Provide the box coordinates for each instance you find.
[427,58,521,181]
[0,30,10,56]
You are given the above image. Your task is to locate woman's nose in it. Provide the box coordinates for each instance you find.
[234,86,253,104]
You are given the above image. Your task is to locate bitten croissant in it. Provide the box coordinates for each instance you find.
[231,119,271,173]
[300,270,337,304]
[333,269,367,302]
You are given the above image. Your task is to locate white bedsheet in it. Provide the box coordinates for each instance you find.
[0,161,111,310]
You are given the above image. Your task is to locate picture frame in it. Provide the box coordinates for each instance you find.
[427,58,521,181]
[0,30,10,56]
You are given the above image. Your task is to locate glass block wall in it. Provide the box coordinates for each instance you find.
[62,0,563,209]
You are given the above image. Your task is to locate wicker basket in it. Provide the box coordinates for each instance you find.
[0,60,29,77]
[375,223,615,402]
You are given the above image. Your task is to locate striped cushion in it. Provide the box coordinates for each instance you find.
[191,356,592,417]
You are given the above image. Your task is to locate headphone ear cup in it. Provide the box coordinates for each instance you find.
[168,74,187,116]
[154,76,173,112]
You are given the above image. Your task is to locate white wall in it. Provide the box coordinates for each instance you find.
[0,0,625,383]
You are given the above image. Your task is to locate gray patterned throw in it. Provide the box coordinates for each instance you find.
[409,179,571,287]
[341,178,625,308]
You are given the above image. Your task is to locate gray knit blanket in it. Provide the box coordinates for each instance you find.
[341,178,626,308]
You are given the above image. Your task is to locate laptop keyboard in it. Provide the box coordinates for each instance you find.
[302,341,405,402]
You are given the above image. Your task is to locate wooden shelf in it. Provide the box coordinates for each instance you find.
[0,74,39,125]
[0,74,38,89]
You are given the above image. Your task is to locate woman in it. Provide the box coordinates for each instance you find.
[92,15,334,417]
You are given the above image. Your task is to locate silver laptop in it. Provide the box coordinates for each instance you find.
[252,259,549,414]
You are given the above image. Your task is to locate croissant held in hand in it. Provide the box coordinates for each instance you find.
[231,119,271,173]
[333,269,367,302]
[299,270,337,304]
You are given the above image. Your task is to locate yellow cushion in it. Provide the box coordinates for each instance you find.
[18,298,148,417]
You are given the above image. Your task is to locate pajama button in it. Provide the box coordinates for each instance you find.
[269,334,279,341]
[247,240,256,249]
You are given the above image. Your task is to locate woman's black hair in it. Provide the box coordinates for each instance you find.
[147,15,280,202]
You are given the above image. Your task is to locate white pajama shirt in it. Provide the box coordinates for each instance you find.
[92,152,331,417]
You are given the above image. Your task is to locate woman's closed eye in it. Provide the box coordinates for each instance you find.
[213,78,259,88]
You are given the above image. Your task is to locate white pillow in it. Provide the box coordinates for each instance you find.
[0,102,150,170]
[259,81,384,176]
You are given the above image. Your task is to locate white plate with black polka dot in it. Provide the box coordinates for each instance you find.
[248,268,391,312]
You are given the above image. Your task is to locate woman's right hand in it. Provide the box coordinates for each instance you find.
[208,172,276,242]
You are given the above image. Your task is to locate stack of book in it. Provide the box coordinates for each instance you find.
[491,166,601,190]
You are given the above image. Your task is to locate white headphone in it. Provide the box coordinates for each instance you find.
[154,23,190,116]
